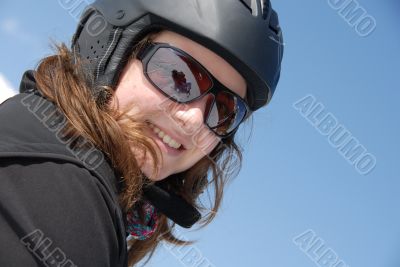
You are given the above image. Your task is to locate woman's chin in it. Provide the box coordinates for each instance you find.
[140,164,168,182]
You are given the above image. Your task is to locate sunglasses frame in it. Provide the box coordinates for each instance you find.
[137,42,250,138]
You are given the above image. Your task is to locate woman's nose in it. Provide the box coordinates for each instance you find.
[173,94,214,134]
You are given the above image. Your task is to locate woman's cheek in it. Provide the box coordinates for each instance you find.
[197,132,220,155]
[190,136,219,163]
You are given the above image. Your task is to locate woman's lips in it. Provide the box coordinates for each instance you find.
[147,122,186,157]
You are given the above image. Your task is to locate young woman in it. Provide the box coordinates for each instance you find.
[0,0,283,266]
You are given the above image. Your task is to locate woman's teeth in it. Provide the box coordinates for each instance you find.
[148,123,183,150]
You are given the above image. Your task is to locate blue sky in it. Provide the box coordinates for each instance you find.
[1,1,399,267]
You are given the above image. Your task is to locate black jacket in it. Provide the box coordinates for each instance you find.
[0,71,128,266]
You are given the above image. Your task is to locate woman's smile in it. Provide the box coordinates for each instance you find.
[146,121,187,157]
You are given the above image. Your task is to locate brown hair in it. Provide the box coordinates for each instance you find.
[33,30,252,266]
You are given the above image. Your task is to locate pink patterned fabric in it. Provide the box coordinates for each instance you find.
[126,200,158,240]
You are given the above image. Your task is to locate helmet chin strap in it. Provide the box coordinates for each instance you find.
[142,177,201,228]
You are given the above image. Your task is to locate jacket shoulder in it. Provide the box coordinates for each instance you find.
[0,91,121,198]
[0,158,127,267]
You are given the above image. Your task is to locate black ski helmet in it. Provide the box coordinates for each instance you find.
[72,0,284,112]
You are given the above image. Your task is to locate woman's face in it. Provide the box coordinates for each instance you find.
[111,30,247,181]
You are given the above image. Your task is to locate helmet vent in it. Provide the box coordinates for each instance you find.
[239,0,269,19]
[87,39,105,61]
[268,10,281,35]
[261,0,270,20]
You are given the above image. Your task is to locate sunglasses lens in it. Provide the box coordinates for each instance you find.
[206,91,247,136]
[144,44,247,137]
[146,47,212,102]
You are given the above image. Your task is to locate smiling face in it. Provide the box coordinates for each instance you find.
[110,30,247,181]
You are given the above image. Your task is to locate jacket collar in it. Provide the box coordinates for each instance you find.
[19,70,38,94]
[14,70,124,197]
